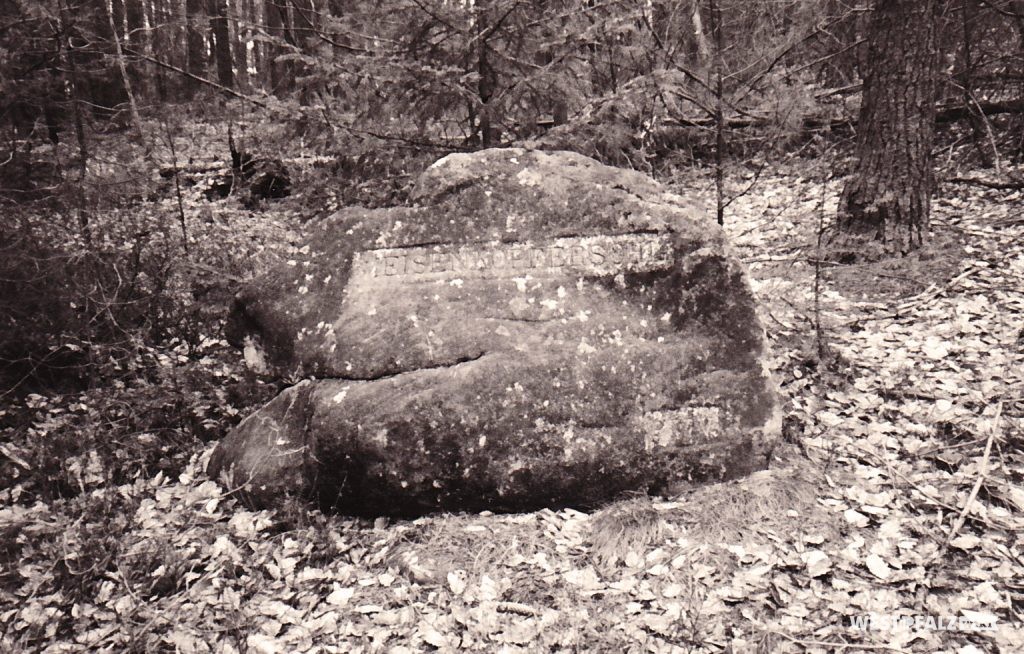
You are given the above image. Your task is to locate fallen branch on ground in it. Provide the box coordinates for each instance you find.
[945,175,1024,190]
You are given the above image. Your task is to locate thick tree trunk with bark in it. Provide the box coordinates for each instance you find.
[838,0,938,253]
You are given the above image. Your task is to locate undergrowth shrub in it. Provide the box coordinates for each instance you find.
[0,348,275,504]
[0,204,207,394]
[1,489,138,646]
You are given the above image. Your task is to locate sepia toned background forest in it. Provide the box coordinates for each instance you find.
[5,1,1024,161]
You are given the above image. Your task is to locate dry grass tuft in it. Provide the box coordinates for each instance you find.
[388,511,557,587]
[588,495,665,570]
[668,451,835,544]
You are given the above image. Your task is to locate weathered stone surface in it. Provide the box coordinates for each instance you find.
[211,148,781,516]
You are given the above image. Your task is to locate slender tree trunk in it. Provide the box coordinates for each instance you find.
[147,0,169,99]
[250,0,264,85]
[1012,1,1024,155]
[110,0,124,39]
[186,0,208,96]
[105,0,146,145]
[691,0,710,61]
[289,0,315,103]
[534,38,567,127]
[231,0,250,90]
[960,0,993,167]
[210,0,235,88]
[710,0,724,226]
[476,1,499,147]
[265,0,286,93]
[124,0,146,96]
[57,0,91,243]
[838,0,938,253]
[88,0,128,111]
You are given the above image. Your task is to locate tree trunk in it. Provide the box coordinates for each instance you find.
[534,38,567,128]
[710,0,724,226]
[959,0,995,167]
[289,0,315,103]
[250,0,264,84]
[147,0,169,99]
[690,0,711,61]
[476,1,499,147]
[838,0,938,253]
[88,0,129,111]
[105,0,146,145]
[264,0,287,93]
[186,0,207,96]
[231,0,250,90]
[209,0,234,88]
[57,0,91,242]
[124,0,146,95]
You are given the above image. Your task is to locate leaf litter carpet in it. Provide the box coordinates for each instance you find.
[2,169,1022,653]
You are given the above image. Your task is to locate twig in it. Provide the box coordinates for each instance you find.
[179,261,243,283]
[813,164,830,357]
[843,441,1014,532]
[161,121,190,255]
[945,175,1024,190]
[123,47,270,109]
[944,403,1002,546]
[494,601,540,616]
[770,630,902,651]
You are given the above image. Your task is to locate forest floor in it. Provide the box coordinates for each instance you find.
[1,124,1023,652]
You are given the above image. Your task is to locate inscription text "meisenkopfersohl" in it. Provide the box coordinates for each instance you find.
[350,233,674,283]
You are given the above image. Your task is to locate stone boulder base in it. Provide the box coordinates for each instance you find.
[210,148,780,516]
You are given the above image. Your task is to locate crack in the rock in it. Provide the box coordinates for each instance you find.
[315,351,489,383]
[488,316,556,324]
[374,239,449,251]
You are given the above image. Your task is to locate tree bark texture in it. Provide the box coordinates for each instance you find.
[186,0,207,95]
[231,0,250,90]
[838,0,938,252]
[147,0,170,98]
[124,0,147,93]
[264,0,288,93]
[88,0,129,110]
[209,0,234,88]
[476,1,499,147]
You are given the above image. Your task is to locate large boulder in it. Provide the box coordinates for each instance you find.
[210,148,781,516]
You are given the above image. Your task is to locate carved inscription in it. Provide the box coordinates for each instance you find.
[350,233,674,283]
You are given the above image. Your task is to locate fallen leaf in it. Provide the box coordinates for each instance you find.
[447,570,467,596]
[326,584,355,607]
[949,534,981,550]
[246,634,281,654]
[844,509,870,528]
[563,566,601,590]
[865,554,891,581]
[419,624,450,648]
[802,550,832,578]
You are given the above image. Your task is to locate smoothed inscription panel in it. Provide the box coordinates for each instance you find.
[350,233,674,283]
